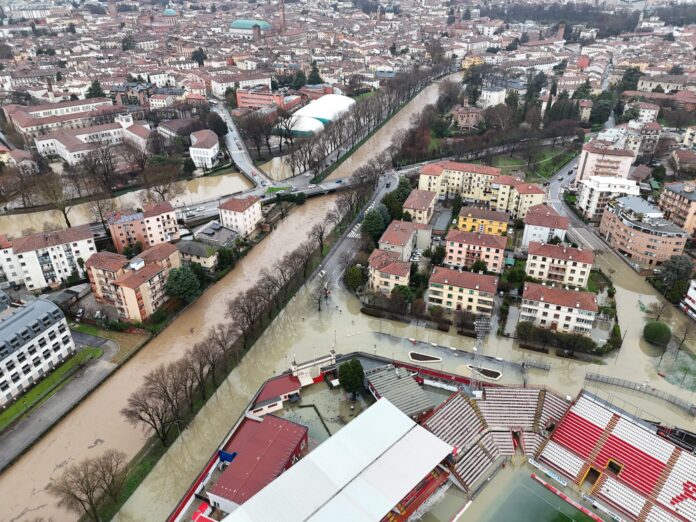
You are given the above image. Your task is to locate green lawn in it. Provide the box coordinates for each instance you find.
[266,186,290,194]
[0,346,103,432]
[72,323,101,336]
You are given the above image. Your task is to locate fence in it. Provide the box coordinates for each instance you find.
[584,373,696,417]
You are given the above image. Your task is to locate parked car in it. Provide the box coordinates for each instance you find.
[94,310,103,320]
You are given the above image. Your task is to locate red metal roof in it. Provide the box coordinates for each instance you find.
[210,415,307,505]
[253,374,301,406]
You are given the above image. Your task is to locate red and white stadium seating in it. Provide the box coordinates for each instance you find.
[540,440,585,478]
[538,391,571,429]
[598,475,648,518]
[657,452,696,522]
[476,388,540,430]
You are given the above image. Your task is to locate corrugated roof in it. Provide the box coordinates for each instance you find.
[365,365,434,418]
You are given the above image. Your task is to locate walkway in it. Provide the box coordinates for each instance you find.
[0,336,118,472]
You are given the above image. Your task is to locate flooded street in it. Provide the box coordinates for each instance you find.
[117,253,695,521]
[0,172,251,232]
[0,196,336,522]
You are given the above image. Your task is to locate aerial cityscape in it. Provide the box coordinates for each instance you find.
[0,0,695,521]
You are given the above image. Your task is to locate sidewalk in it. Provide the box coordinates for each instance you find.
[0,334,118,472]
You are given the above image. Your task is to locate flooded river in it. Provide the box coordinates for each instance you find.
[113,250,696,521]
[0,196,336,522]
[0,173,251,232]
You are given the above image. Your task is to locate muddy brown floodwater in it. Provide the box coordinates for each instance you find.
[0,173,251,232]
[0,196,337,522]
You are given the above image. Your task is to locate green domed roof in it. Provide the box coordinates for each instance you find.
[163,8,176,16]
[230,19,271,30]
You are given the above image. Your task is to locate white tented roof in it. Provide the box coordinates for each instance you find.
[224,398,452,522]
[292,93,356,123]
[288,114,325,134]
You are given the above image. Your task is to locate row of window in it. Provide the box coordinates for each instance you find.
[0,340,70,391]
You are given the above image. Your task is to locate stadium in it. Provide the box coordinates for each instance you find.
[170,352,696,522]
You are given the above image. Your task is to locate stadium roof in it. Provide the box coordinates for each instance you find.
[365,365,434,418]
[224,398,453,522]
[292,94,355,124]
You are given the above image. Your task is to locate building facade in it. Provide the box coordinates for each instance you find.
[427,266,498,315]
[457,207,509,235]
[520,282,597,335]
[402,190,436,225]
[367,249,410,295]
[189,129,220,169]
[219,196,263,237]
[657,181,696,236]
[108,202,180,255]
[525,242,594,288]
[574,140,635,186]
[577,176,640,222]
[599,196,688,268]
[378,220,431,262]
[0,291,76,406]
[679,280,696,321]
[444,229,506,273]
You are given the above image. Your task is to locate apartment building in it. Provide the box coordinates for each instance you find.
[34,114,151,165]
[574,140,635,185]
[577,176,640,222]
[378,220,431,262]
[189,129,220,169]
[444,229,506,273]
[458,207,509,235]
[367,249,410,295]
[521,204,569,248]
[579,99,593,123]
[402,190,436,225]
[684,126,696,149]
[87,243,181,323]
[626,101,660,124]
[107,202,180,255]
[2,226,96,291]
[418,161,501,201]
[219,195,263,237]
[526,242,594,288]
[599,196,687,268]
[658,181,696,235]
[235,86,302,111]
[0,290,76,407]
[520,282,598,335]
[490,176,547,219]
[427,266,498,315]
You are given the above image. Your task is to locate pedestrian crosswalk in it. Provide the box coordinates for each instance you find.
[348,201,377,239]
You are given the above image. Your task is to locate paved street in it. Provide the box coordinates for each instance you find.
[0,337,117,472]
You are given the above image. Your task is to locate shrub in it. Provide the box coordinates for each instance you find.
[643,321,671,347]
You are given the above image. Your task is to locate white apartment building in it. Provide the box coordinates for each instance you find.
[1,226,95,291]
[219,196,263,237]
[0,291,77,406]
[521,204,569,248]
[574,140,635,186]
[210,74,272,99]
[520,282,598,335]
[189,129,220,169]
[427,266,498,315]
[680,280,696,321]
[684,126,696,149]
[478,86,506,109]
[627,101,660,124]
[525,242,594,288]
[576,176,640,222]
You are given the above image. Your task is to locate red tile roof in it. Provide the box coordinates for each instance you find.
[522,282,598,312]
[138,242,178,264]
[11,225,93,254]
[112,263,163,290]
[368,249,410,277]
[458,207,510,223]
[445,229,506,249]
[515,183,545,195]
[583,140,635,157]
[211,415,307,505]
[379,220,417,247]
[524,204,569,230]
[492,175,523,187]
[220,195,261,213]
[85,251,128,272]
[528,242,594,264]
[403,189,436,211]
[420,161,501,177]
[143,201,174,218]
[190,129,219,149]
[429,266,498,293]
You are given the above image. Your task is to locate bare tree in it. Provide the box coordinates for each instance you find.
[308,218,335,256]
[197,336,223,386]
[647,301,668,321]
[674,322,696,359]
[139,163,184,204]
[226,291,264,348]
[121,140,149,171]
[209,323,240,369]
[277,109,296,149]
[92,449,127,502]
[144,363,186,425]
[38,173,73,227]
[89,197,116,235]
[6,164,38,207]
[121,386,175,446]
[310,278,334,312]
[185,344,211,401]
[80,136,117,196]
[47,458,103,521]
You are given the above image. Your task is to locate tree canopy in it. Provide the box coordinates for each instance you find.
[165,266,201,303]
[643,321,671,347]
[86,79,105,98]
[338,358,365,396]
